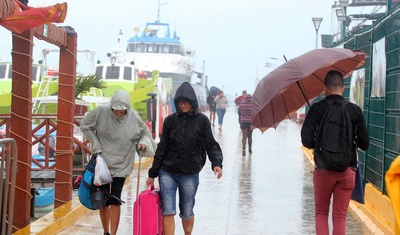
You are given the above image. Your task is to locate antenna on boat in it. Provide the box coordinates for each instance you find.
[156,0,167,23]
[117,29,123,50]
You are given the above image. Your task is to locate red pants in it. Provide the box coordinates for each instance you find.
[313,167,355,235]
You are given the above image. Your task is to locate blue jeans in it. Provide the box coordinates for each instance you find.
[216,109,226,125]
[158,169,199,220]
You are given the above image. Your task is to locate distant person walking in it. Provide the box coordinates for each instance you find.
[214,90,229,131]
[301,70,369,235]
[234,90,247,124]
[238,93,254,155]
[146,82,223,235]
[207,93,217,126]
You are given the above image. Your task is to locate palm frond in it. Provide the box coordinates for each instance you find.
[75,74,106,98]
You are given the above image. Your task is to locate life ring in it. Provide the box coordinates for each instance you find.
[157,78,167,104]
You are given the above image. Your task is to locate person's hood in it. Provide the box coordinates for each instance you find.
[110,90,131,110]
[174,82,199,115]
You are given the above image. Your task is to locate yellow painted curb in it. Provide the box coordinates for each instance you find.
[14,197,88,235]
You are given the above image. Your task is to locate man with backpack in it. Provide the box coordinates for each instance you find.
[301,70,369,235]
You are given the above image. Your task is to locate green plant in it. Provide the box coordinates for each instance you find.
[75,74,106,98]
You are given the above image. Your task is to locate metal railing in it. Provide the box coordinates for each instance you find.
[0,138,18,235]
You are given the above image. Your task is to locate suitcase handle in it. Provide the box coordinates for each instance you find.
[136,150,144,198]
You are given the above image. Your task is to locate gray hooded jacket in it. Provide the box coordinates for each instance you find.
[80,90,157,178]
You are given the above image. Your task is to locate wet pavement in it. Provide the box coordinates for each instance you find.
[56,108,381,235]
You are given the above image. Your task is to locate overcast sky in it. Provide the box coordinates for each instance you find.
[0,0,381,97]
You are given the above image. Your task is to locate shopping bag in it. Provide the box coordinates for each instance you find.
[94,155,113,186]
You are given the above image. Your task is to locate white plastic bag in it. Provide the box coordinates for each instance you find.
[94,155,113,186]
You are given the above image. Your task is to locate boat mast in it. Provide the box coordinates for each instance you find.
[117,29,122,51]
[156,0,167,23]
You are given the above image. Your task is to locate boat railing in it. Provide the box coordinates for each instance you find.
[32,76,58,114]
[0,137,18,235]
[81,88,106,110]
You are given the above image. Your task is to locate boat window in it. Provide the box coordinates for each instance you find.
[147,44,157,53]
[136,44,145,53]
[32,66,38,81]
[171,46,179,54]
[123,67,132,81]
[127,43,145,53]
[95,66,103,78]
[159,72,190,83]
[8,65,12,79]
[160,45,170,53]
[145,71,152,78]
[171,46,184,55]
[0,65,6,79]
[127,44,133,52]
[105,66,120,79]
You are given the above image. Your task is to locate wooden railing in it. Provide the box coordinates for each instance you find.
[0,115,90,173]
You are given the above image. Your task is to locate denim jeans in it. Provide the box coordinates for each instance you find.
[216,109,226,125]
[158,169,199,220]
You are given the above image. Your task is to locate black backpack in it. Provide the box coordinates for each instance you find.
[207,94,215,106]
[314,99,353,172]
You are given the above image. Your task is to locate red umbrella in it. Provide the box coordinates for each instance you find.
[251,48,367,133]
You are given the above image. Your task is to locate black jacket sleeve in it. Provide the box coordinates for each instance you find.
[200,115,223,170]
[148,115,172,178]
[301,105,320,149]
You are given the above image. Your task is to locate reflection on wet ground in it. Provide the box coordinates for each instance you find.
[57,109,377,235]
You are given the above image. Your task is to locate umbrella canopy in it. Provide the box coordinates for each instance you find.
[209,86,221,96]
[251,48,367,133]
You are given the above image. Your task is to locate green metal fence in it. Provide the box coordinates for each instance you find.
[329,6,400,194]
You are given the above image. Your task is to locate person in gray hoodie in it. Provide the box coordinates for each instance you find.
[80,89,156,235]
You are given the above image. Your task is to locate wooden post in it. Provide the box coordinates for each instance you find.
[54,28,77,208]
[11,30,33,230]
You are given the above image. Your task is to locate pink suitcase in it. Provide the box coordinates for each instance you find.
[133,151,163,235]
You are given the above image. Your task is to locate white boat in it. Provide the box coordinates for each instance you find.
[95,1,208,111]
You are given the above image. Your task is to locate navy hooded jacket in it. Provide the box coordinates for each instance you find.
[148,82,223,177]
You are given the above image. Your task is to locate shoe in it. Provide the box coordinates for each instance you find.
[212,123,215,127]
[242,149,246,156]
[218,126,222,131]
[104,233,110,235]
[249,147,252,154]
